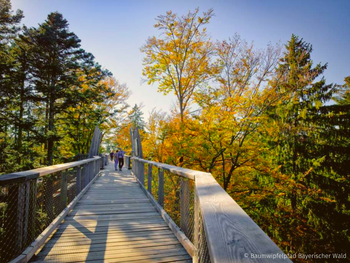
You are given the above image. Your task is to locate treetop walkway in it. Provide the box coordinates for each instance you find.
[32,161,191,262]
[0,127,291,263]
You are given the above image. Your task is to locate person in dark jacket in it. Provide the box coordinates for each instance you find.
[117,149,125,171]
[114,150,119,170]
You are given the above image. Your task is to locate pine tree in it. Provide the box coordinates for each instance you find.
[129,104,146,131]
[24,12,89,165]
[273,34,334,196]
[303,76,350,253]
[268,35,350,253]
[0,0,24,173]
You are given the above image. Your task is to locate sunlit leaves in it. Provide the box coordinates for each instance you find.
[141,8,215,121]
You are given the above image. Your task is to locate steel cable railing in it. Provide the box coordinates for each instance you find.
[128,155,291,263]
[0,155,108,262]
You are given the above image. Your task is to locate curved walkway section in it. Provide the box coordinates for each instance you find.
[31,162,191,263]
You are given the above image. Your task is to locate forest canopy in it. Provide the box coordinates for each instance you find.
[0,0,130,172]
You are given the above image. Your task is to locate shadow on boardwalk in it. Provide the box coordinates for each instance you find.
[30,162,191,262]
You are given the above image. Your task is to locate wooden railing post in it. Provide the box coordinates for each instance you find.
[127,156,131,170]
[132,159,136,177]
[83,163,88,188]
[45,176,54,220]
[22,181,30,248]
[135,159,139,180]
[139,161,144,185]
[27,179,37,247]
[84,163,90,188]
[147,164,152,194]
[97,159,100,174]
[22,180,35,248]
[158,168,164,207]
[90,162,93,181]
[60,171,68,211]
[130,157,132,173]
[180,178,190,237]
[97,159,100,175]
[100,155,104,169]
[193,192,199,263]
[89,162,93,181]
[76,166,82,194]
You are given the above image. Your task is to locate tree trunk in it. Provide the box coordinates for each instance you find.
[47,91,55,165]
[43,96,49,165]
[17,79,25,164]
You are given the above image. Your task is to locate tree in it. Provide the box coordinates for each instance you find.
[61,75,130,156]
[189,36,281,189]
[24,12,90,165]
[0,0,23,66]
[257,35,349,255]
[334,76,350,105]
[0,0,23,92]
[270,35,335,210]
[141,8,215,123]
[129,103,146,131]
[143,109,169,162]
[0,0,25,173]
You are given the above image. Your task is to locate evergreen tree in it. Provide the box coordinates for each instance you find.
[24,12,90,165]
[334,76,350,105]
[303,75,350,254]
[272,34,334,207]
[129,104,146,131]
[267,35,350,254]
[0,0,24,173]
[0,0,23,66]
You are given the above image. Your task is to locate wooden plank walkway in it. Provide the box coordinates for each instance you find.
[31,161,191,263]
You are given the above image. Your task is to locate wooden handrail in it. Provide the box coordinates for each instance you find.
[129,156,291,263]
[130,156,199,180]
[0,156,101,185]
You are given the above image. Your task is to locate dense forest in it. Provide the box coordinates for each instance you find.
[0,0,130,173]
[115,8,350,262]
[1,1,349,262]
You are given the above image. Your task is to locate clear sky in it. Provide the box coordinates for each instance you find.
[11,0,350,119]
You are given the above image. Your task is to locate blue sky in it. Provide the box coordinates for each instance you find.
[11,0,350,118]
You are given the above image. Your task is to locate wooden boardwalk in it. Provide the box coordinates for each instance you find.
[31,162,191,263]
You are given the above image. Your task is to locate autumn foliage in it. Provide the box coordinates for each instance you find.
[139,8,350,262]
[1,3,349,262]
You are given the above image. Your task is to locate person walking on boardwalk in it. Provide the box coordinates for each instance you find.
[110,151,114,161]
[114,150,119,170]
[117,148,125,171]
